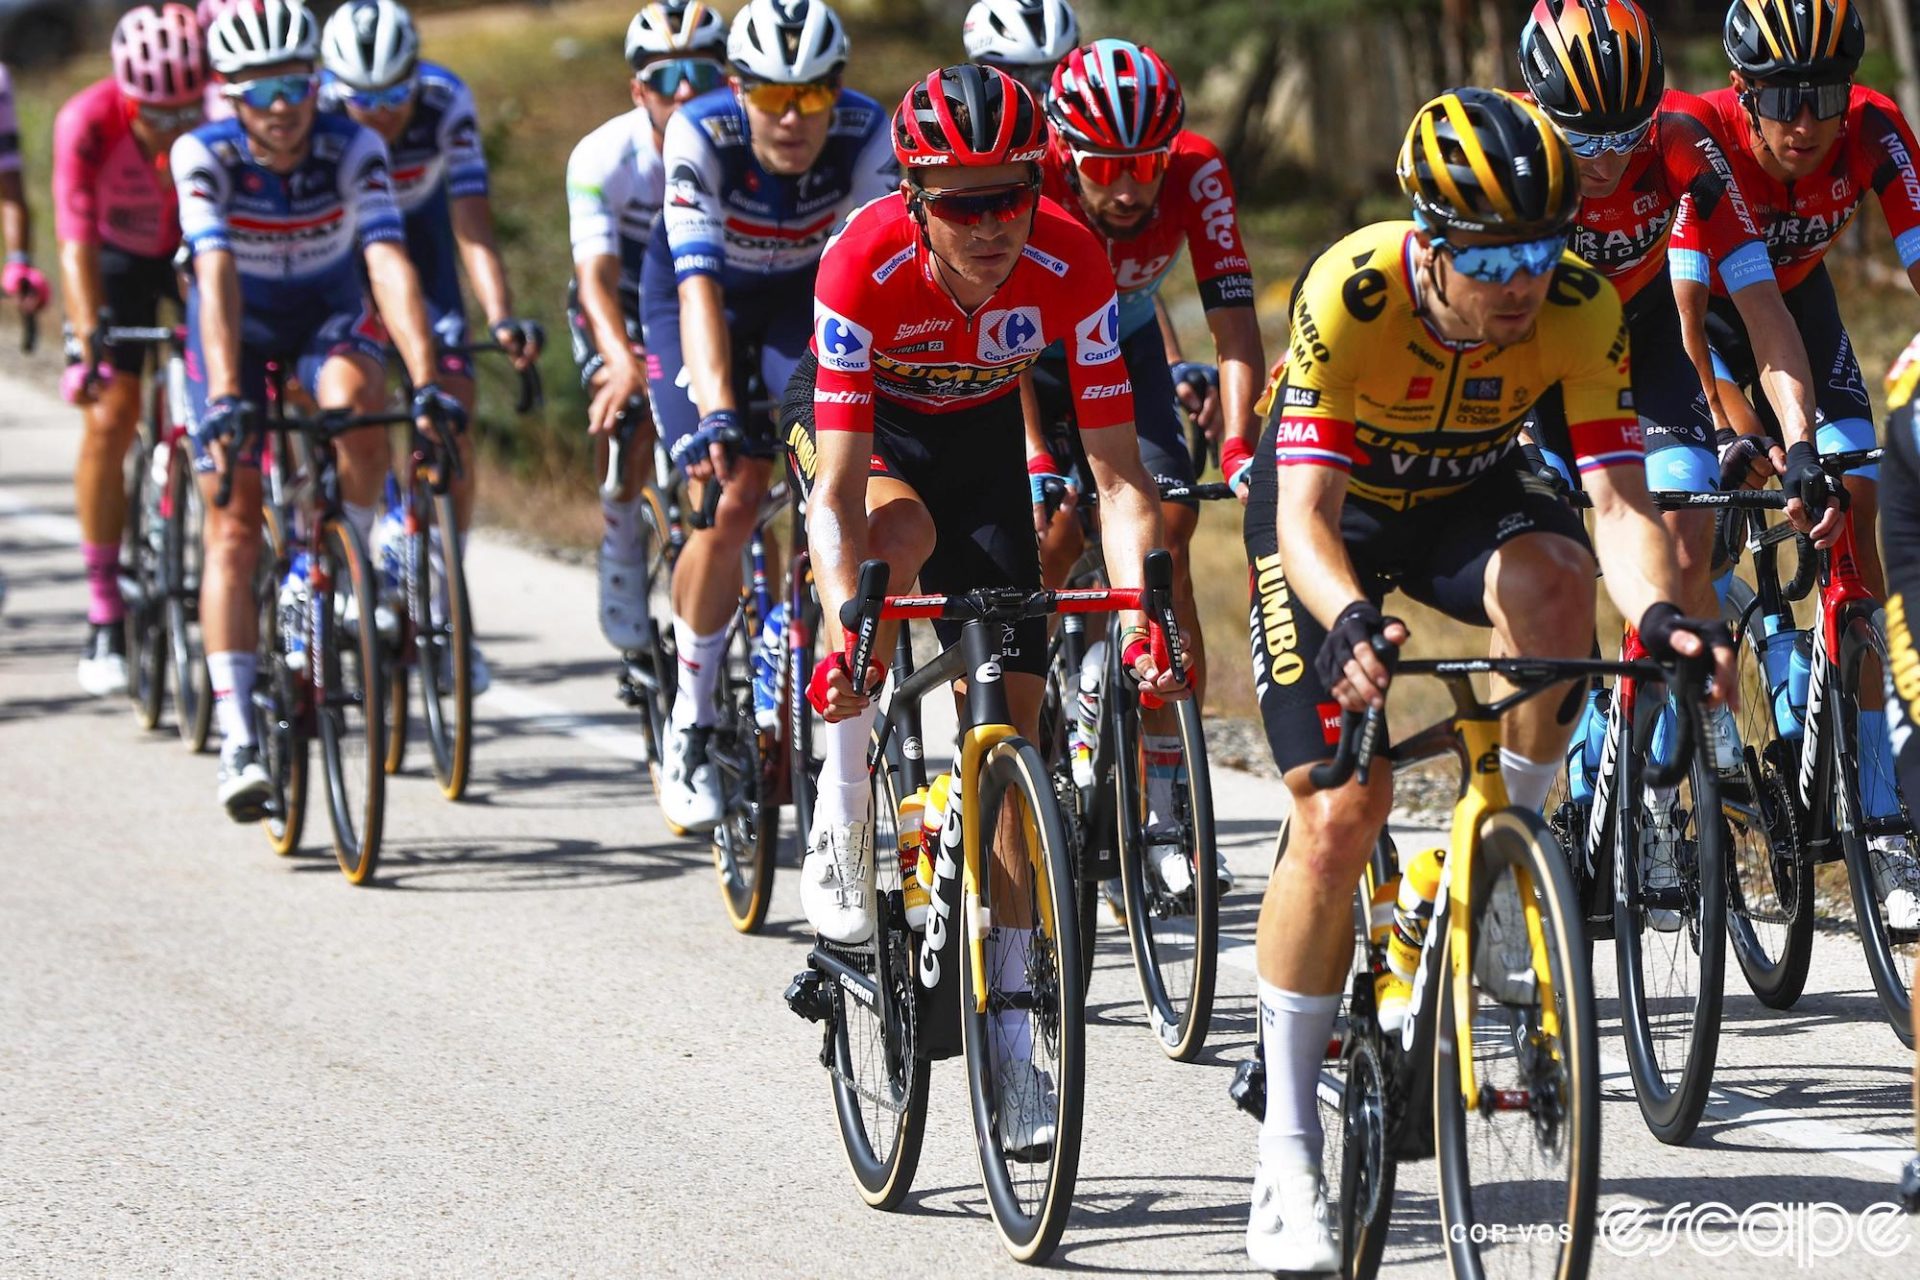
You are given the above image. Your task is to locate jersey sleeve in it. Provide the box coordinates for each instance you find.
[341,128,406,252]
[0,67,20,177]
[172,130,231,256]
[438,76,490,201]
[1264,259,1360,472]
[1549,263,1642,474]
[52,94,100,246]
[847,117,901,210]
[1049,222,1134,430]
[660,110,726,283]
[1658,106,1773,294]
[1174,136,1255,310]
[1854,89,1920,271]
[565,124,621,265]
[810,230,877,434]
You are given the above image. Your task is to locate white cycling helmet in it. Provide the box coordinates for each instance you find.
[963,0,1078,68]
[626,1,726,66]
[321,0,419,91]
[206,0,319,75]
[727,0,848,84]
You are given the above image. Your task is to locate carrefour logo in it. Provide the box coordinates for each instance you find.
[815,303,872,374]
[1074,299,1122,366]
[977,306,1045,364]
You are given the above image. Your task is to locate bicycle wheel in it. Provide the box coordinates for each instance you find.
[1720,580,1813,1008]
[960,737,1084,1263]
[636,484,678,811]
[316,517,386,884]
[123,428,167,731]
[256,505,308,856]
[1324,833,1397,1280]
[165,441,212,752]
[412,486,473,800]
[1114,693,1219,1061]
[1435,807,1599,1280]
[1037,630,1098,994]
[1613,683,1726,1144]
[824,756,931,1207]
[712,614,779,933]
[1835,609,1917,1047]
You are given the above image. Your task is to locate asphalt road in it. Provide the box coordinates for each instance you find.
[2,368,1917,1278]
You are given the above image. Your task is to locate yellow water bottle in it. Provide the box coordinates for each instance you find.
[917,772,954,897]
[1375,848,1445,1033]
[896,787,930,931]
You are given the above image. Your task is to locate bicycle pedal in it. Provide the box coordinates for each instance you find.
[1228,1056,1265,1120]
[784,969,829,1024]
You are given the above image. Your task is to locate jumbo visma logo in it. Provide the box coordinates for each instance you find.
[814,305,872,374]
[976,306,1045,364]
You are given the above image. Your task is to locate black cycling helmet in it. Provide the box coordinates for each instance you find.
[1399,87,1580,238]
[893,63,1049,170]
[1724,0,1864,84]
[1518,0,1665,135]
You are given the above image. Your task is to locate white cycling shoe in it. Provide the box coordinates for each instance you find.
[1641,791,1685,933]
[802,819,875,945]
[994,1058,1058,1162]
[217,743,272,823]
[1868,834,1920,933]
[77,623,129,697]
[1708,703,1745,778]
[598,549,651,653]
[659,723,723,834]
[1246,1161,1339,1275]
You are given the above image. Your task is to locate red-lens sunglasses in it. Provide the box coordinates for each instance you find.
[915,179,1040,226]
[1070,147,1170,186]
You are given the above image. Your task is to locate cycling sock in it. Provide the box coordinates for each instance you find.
[1499,747,1559,814]
[343,501,378,554]
[813,705,879,835]
[669,620,728,728]
[207,650,256,750]
[426,526,465,628]
[1143,732,1182,826]
[81,541,124,625]
[1859,709,1899,820]
[600,493,644,561]
[1257,980,1340,1175]
[989,926,1035,1062]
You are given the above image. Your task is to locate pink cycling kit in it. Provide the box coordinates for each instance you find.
[54,79,183,259]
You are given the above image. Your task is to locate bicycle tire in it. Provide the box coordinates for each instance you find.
[414,485,474,800]
[637,485,678,818]
[712,615,779,933]
[1435,807,1599,1280]
[166,443,212,752]
[1613,681,1726,1145]
[317,518,386,884]
[960,737,1084,1263]
[1327,835,1396,1280]
[123,425,167,731]
[1720,580,1814,1008]
[1835,609,1917,1047]
[1038,630,1098,994]
[825,758,931,1207]
[1114,693,1219,1061]
[257,503,308,856]
[383,639,410,777]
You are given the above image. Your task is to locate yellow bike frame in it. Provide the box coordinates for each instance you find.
[956,723,1054,1013]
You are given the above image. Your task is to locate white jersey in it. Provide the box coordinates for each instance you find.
[566,107,665,296]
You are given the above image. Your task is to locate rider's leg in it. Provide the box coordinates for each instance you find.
[670,460,771,725]
[74,376,144,623]
[308,323,395,545]
[1484,531,1600,811]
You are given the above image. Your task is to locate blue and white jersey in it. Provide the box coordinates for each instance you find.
[660,88,897,289]
[173,113,404,310]
[566,107,664,297]
[319,61,489,216]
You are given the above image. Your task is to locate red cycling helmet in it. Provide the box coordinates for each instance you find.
[893,63,1049,169]
[1046,38,1182,153]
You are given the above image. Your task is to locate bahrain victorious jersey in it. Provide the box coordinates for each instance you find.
[1571,89,1773,304]
[1696,85,1920,294]
[1038,130,1255,338]
[1256,221,1638,510]
[810,195,1134,432]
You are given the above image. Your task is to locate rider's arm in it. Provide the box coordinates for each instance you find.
[807,273,881,645]
[677,274,735,416]
[1207,303,1265,464]
[1154,296,1183,361]
[51,94,101,346]
[1061,283,1162,619]
[58,240,103,349]
[659,110,734,417]
[0,67,25,267]
[565,124,646,395]
[345,133,437,390]
[440,78,517,336]
[193,248,243,401]
[1582,461,1685,624]
[1852,90,1920,297]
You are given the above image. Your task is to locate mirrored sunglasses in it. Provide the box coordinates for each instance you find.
[1747,80,1850,123]
[916,179,1040,226]
[1070,146,1170,186]
[136,101,205,131]
[346,78,416,111]
[1441,232,1569,284]
[638,57,726,97]
[1562,118,1653,158]
[222,73,318,110]
[739,78,839,117]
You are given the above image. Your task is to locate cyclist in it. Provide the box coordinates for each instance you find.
[1036,38,1263,895]
[961,0,1078,97]
[54,4,208,697]
[792,64,1184,1148]
[179,0,459,819]
[567,1,728,658]
[0,61,50,329]
[197,0,245,121]
[646,0,895,833]
[319,0,543,696]
[1698,0,1920,903]
[1239,88,1734,1270]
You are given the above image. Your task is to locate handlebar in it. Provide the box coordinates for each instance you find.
[1038,475,1236,519]
[1639,649,1710,790]
[1307,633,1396,790]
[452,339,544,415]
[601,398,648,500]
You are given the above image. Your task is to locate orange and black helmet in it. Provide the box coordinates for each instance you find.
[1724,0,1864,84]
[1518,0,1664,134]
[1399,88,1580,238]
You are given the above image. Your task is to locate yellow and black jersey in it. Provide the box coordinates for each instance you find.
[1255,220,1641,510]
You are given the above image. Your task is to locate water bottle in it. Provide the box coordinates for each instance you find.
[1069,639,1106,788]
[1566,687,1610,804]
[917,771,954,898]
[375,491,407,597]
[1374,847,1445,1034]
[1756,613,1801,739]
[750,603,789,730]
[895,786,931,931]
[1784,632,1813,736]
[278,552,311,671]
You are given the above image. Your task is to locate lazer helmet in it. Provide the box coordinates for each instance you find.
[1518,0,1664,135]
[1045,38,1182,153]
[893,62,1048,169]
[320,0,418,91]
[1399,87,1581,238]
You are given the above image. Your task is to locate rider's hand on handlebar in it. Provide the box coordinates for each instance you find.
[1317,602,1407,713]
[2,257,48,315]
[1781,441,1845,549]
[1122,624,1193,703]
[1218,436,1255,505]
[1715,427,1772,492]
[589,356,648,437]
[1637,602,1739,712]
[671,409,742,482]
[192,394,252,480]
[807,650,886,722]
[491,317,546,371]
[1028,454,1078,534]
[60,358,113,407]
[1171,361,1220,440]
[411,383,468,444]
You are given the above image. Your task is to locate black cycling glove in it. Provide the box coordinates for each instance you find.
[1636,601,1733,663]
[1782,441,1844,516]
[1715,427,1769,489]
[1315,600,1396,692]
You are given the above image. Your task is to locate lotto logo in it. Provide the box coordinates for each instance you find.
[1074,300,1122,366]
[979,306,1046,364]
[815,305,872,374]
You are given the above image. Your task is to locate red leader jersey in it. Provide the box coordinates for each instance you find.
[810,194,1135,432]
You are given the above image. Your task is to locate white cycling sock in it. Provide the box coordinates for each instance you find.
[343,501,378,551]
[1143,732,1182,826]
[812,704,879,836]
[669,620,728,729]
[425,526,465,628]
[1499,747,1560,814]
[1258,980,1340,1176]
[207,650,257,750]
[990,926,1035,1062]
[600,493,644,561]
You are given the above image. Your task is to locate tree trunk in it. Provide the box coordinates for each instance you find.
[1883,0,1920,127]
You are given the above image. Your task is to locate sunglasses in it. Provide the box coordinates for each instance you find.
[222,73,318,110]
[1439,232,1569,284]
[1745,80,1851,123]
[914,179,1040,226]
[345,78,416,111]
[1070,146,1170,186]
[638,57,726,97]
[135,101,205,131]
[738,78,839,117]
[1562,118,1652,158]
